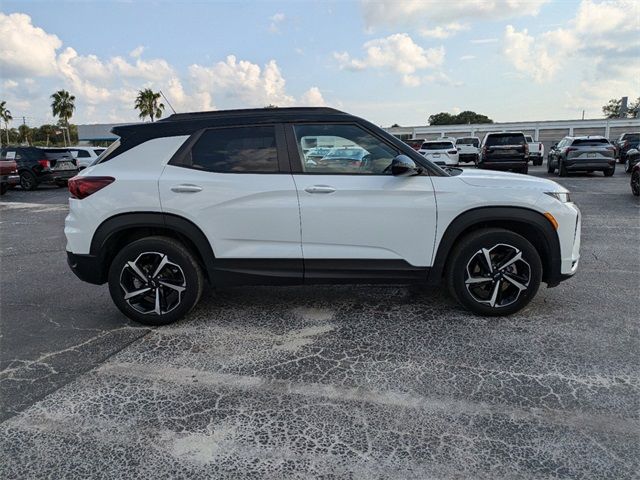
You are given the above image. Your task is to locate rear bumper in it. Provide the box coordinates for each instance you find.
[564,159,614,171]
[1,174,19,186]
[38,169,78,183]
[67,251,106,285]
[458,153,478,162]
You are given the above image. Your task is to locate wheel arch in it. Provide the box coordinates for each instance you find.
[90,212,216,284]
[428,206,561,286]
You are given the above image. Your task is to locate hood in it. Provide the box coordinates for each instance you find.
[458,168,567,192]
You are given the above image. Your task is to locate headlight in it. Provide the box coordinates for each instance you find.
[545,192,571,203]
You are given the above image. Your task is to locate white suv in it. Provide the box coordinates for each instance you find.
[418,140,459,166]
[65,108,581,325]
[68,146,107,169]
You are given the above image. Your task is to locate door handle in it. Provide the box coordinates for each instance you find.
[305,185,335,194]
[171,184,202,193]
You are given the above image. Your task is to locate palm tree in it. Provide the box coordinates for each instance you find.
[134,89,164,122]
[51,90,75,145]
[0,101,12,145]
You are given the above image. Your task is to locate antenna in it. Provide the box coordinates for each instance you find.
[159,90,177,114]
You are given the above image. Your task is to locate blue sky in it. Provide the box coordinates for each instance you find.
[1,1,638,127]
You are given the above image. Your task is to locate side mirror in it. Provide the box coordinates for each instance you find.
[391,154,422,176]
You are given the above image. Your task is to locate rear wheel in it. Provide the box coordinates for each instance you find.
[547,157,555,174]
[625,158,632,173]
[19,171,38,190]
[558,159,568,177]
[631,170,640,196]
[446,228,542,316]
[55,180,67,188]
[0,183,7,195]
[603,167,615,177]
[108,236,204,325]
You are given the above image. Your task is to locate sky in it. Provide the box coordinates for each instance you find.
[1,0,638,128]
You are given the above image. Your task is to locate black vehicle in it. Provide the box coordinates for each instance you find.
[547,136,615,177]
[624,148,640,173]
[478,132,529,174]
[0,146,79,190]
[615,132,640,163]
[631,163,640,196]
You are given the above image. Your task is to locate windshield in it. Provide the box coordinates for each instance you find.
[572,138,609,146]
[422,142,454,150]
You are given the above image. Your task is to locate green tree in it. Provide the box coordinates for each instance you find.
[0,100,12,145]
[134,88,164,122]
[428,111,493,125]
[428,112,457,125]
[18,124,32,145]
[602,98,623,118]
[51,90,76,145]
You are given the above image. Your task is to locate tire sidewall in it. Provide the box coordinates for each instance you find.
[20,171,37,190]
[448,230,542,316]
[108,237,203,325]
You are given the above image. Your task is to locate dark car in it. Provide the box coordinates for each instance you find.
[624,148,640,173]
[0,158,19,195]
[478,132,529,174]
[0,146,79,190]
[631,162,640,196]
[547,136,615,177]
[615,132,640,163]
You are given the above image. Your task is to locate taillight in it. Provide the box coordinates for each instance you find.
[38,159,50,169]
[68,176,115,199]
[566,147,578,153]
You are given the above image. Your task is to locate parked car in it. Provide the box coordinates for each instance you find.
[478,132,529,174]
[304,147,332,164]
[614,132,640,163]
[69,147,106,169]
[0,147,79,190]
[418,140,459,166]
[547,136,615,177]
[624,148,640,173]
[404,138,426,151]
[525,135,544,166]
[311,147,369,171]
[65,107,581,325]
[0,158,19,195]
[455,137,480,164]
[631,162,640,196]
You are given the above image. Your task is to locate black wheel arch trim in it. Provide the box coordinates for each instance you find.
[428,206,562,287]
[89,212,216,284]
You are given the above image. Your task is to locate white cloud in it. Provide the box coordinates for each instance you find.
[419,22,468,39]
[0,12,61,77]
[471,38,498,44]
[129,46,145,58]
[460,55,476,61]
[425,72,464,87]
[361,0,549,29]
[269,12,286,34]
[335,33,444,76]
[299,87,326,106]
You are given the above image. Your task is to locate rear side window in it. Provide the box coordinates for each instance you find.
[75,150,91,158]
[572,138,610,146]
[485,134,526,146]
[187,126,278,173]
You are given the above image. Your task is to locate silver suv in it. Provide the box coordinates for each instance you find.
[547,136,616,177]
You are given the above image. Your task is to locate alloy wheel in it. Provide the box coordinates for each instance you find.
[120,251,186,315]
[465,243,531,308]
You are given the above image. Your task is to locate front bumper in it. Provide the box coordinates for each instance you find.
[67,251,106,285]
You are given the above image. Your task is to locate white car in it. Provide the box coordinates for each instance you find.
[525,135,544,166]
[418,140,459,166]
[455,137,480,164]
[65,108,580,325]
[68,146,107,169]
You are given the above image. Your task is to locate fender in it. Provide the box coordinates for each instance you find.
[90,212,216,280]
[427,206,561,286]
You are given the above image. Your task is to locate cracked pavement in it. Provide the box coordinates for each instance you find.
[1,166,639,479]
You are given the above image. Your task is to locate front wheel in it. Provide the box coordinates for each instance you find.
[603,167,615,177]
[625,159,632,173]
[547,157,555,174]
[0,183,7,195]
[108,236,204,325]
[446,228,542,316]
[558,159,568,177]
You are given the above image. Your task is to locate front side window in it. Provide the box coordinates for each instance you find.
[294,124,397,174]
[187,126,278,173]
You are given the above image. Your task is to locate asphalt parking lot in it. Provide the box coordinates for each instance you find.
[1,165,638,479]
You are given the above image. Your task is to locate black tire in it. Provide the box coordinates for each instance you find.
[446,228,542,316]
[108,236,204,325]
[631,170,640,196]
[0,183,7,195]
[558,159,568,177]
[19,170,38,191]
[625,159,632,173]
[603,167,615,177]
[55,180,67,188]
[547,157,555,174]
[520,165,529,175]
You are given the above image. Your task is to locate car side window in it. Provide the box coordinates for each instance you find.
[187,126,279,173]
[74,150,90,158]
[293,124,397,175]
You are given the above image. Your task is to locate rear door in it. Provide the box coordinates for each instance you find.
[158,124,303,276]
[287,122,437,275]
